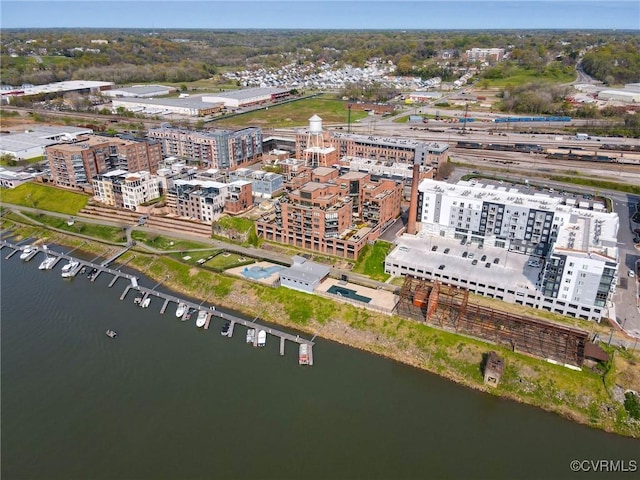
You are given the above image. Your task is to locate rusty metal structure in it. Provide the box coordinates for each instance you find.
[397,276,588,366]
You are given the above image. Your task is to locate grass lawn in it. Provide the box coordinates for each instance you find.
[0,183,88,215]
[131,230,211,251]
[352,240,393,281]
[21,212,127,243]
[204,252,254,270]
[481,66,575,88]
[213,96,368,128]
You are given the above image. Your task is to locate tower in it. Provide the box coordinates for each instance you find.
[303,114,337,168]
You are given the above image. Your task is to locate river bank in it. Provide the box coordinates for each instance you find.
[3,221,639,439]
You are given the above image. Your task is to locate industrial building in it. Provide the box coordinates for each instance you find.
[385,179,619,321]
[202,87,292,109]
[0,80,113,102]
[0,126,93,160]
[148,126,263,169]
[92,170,161,210]
[111,97,223,117]
[279,255,331,293]
[597,90,640,104]
[102,85,176,98]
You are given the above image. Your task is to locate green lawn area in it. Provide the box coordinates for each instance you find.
[352,240,393,281]
[131,230,211,251]
[204,252,254,270]
[0,183,88,215]
[213,95,368,128]
[481,66,575,88]
[21,212,127,243]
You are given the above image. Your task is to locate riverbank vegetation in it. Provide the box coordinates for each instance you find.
[352,241,393,281]
[3,219,639,438]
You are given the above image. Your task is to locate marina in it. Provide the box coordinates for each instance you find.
[1,239,315,365]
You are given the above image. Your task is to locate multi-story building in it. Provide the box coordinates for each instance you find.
[92,169,160,210]
[295,130,448,167]
[228,168,284,198]
[256,167,402,259]
[385,179,619,321]
[45,135,161,188]
[167,179,253,223]
[148,126,262,169]
[464,47,505,63]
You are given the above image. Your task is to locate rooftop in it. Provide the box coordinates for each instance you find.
[205,87,290,100]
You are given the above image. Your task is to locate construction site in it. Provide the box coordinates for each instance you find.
[397,275,592,367]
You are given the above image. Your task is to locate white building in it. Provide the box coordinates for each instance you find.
[202,87,291,109]
[385,179,619,321]
[171,179,230,223]
[111,97,223,117]
[0,168,35,188]
[597,90,640,104]
[102,85,176,98]
[0,126,93,160]
[92,170,160,211]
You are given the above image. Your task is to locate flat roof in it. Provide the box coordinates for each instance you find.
[281,256,331,283]
[0,134,57,152]
[389,234,539,292]
[2,81,113,97]
[206,87,290,100]
[109,85,174,95]
[113,97,223,109]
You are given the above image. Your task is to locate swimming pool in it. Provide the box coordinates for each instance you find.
[327,285,372,303]
[241,265,285,280]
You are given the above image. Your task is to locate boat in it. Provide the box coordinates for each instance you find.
[19,245,36,260]
[38,256,56,270]
[299,344,310,365]
[61,260,79,277]
[87,267,97,279]
[257,329,267,347]
[246,328,256,344]
[134,296,142,305]
[175,302,187,318]
[196,310,207,328]
[106,329,118,338]
[140,297,151,308]
[221,321,231,336]
[184,309,193,321]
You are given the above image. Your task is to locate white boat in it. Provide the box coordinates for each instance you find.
[39,256,56,270]
[299,344,309,365]
[257,330,267,347]
[221,321,231,336]
[246,328,256,344]
[140,297,151,308]
[19,245,36,260]
[196,310,207,328]
[61,260,79,277]
[106,329,118,338]
[175,303,187,318]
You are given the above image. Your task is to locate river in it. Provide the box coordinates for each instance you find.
[1,245,638,480]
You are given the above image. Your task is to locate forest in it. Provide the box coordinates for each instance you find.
[1,29,638,87]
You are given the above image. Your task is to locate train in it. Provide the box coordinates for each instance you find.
[454,140,639,164]
[492,116,572,123]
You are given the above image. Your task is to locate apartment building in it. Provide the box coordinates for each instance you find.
[296,130,448,167]
[148,126,262,169]
[168,179,252,223]
[45,135,161,188]
[256,167,401,259]
[464,47,505,63]
[228,168,284,198]
[92,169,160,210]
[385,179,619,321]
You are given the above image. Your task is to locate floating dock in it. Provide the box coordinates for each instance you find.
[1,239,315,365]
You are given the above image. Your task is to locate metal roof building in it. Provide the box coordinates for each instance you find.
[202,87,291,108]
[102,84,176,98]
[279,256,331,293]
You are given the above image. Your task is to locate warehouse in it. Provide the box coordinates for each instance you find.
[597,90,640,104]
[0,126,93,160]
[111,97,223,117]
[202,87,292,109]
[102,85,177,98]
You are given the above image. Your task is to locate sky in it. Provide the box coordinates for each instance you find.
[1,1,639,30]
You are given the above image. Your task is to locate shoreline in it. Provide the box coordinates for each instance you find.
[2,222,639,439]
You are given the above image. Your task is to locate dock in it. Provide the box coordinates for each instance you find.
[0,239,314,366]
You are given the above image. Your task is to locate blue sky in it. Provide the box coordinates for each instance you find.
[1,1,639,30]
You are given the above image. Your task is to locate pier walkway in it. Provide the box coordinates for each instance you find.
[1,239,314,365]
